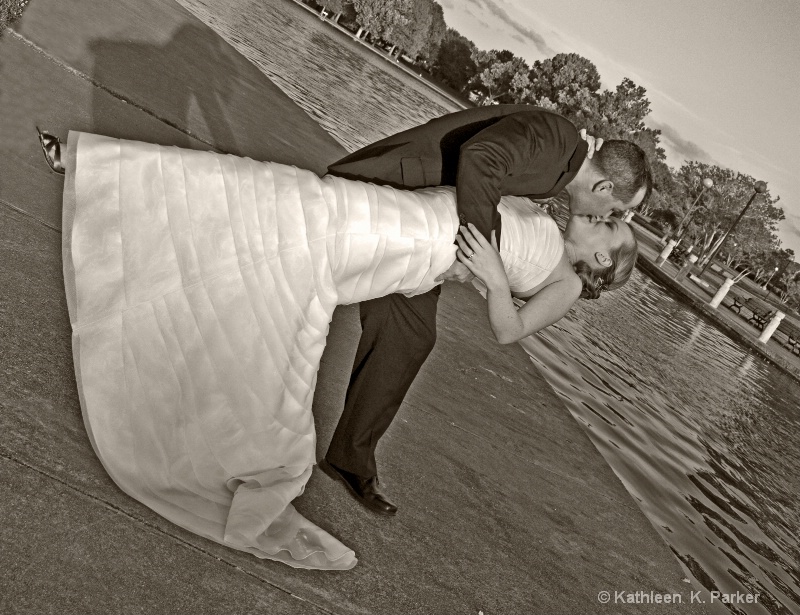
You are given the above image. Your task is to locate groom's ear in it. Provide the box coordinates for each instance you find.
[592,179,614,194]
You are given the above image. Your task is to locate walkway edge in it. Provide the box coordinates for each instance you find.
[636,254,800,383]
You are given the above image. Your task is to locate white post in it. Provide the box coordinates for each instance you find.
[655,239,677,266]
[758,311,785,343]
[709,278,734,308]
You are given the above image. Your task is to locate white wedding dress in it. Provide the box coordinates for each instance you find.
[62,132,564,570]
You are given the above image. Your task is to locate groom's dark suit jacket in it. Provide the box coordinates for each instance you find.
[327,104,588,240]
[324,105,588,480]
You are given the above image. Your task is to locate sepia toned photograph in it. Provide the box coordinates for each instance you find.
[1,0,798,613]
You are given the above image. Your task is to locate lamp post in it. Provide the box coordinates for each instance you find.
[699,180,768,276]
[762,266,779,296]
[675,177,714,238]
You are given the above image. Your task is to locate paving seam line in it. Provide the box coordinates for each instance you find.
[0,448,342,615]
[8,29,225,154]
[1,196,62,233]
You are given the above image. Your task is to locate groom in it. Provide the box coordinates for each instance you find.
[320,104,652,515]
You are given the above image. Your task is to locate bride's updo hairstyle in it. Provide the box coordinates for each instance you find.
[574,225,638,300]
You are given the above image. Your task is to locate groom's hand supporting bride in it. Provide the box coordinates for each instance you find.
[434,259,474,283]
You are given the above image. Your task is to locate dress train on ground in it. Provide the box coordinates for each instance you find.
[62,132,467,570]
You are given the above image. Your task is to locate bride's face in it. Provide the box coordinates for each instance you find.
[565,216,629,265]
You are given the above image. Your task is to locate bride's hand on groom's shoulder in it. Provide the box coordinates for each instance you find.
[579,129,603,159]
[455,225,508,292]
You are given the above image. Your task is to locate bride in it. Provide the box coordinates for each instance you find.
[43,130,637,571]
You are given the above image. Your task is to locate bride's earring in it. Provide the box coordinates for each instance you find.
[36,127,65,175]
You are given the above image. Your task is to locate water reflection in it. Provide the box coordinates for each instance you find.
[179,0,457,153]
[685,320,705,350]
[522,271,800,614]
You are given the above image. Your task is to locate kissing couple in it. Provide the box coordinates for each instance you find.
[40,103,651,570]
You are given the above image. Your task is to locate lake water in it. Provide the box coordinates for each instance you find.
[181,1,800,612]
[523,272,800,614]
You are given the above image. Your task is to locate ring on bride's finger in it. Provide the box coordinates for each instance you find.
[467,252,475,260]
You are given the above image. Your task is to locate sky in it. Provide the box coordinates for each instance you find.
[437,0,800,258]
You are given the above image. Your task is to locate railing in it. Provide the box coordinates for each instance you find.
[722,293,800,354]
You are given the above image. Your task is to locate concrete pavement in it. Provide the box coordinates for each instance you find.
[1,0,714,612]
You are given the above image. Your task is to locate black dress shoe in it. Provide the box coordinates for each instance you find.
[319,459,398,516]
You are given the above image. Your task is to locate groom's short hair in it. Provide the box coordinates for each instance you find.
[592,140,653,206]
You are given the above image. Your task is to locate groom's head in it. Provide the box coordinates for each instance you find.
[566,140,652,216]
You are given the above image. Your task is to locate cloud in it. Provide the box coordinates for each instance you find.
[468,0,555,56]
[777,214,800,254]
[644,88,706,125]
[649,120,715,165]
[784,212,800,231]
[459,0,482,20]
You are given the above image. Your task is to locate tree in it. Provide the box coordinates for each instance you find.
[1,0,30,34]
[320,0,347,15]
[468,49,530,104]
[564,77,662,169]
[649,208,681,235]
[417,0,446,62]
[525,57,667,170]
[319,0,358,24]
[526,53,601,116]
[351,0,411,40]
[778,265,800,304]
[638,184,669,217]
[781,277,800,308]
[676,162,785,273]
[650,159,679,198]
[384,0,445,60]
[729,219,779,281]
[520,53,677,216]
[430,28,477,92]
[595,78,651,135]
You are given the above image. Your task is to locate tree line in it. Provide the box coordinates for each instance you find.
[307,0,799,308]
[0,0,30,34]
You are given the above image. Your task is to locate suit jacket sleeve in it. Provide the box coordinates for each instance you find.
[456,111,579,241]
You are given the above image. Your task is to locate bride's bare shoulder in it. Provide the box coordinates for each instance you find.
[511,252,581,300]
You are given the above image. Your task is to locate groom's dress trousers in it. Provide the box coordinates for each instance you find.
[325,105,588,479]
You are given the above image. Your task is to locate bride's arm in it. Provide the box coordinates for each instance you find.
[502,280,581,343]
[456,224,581,344]
[480,276,579,344]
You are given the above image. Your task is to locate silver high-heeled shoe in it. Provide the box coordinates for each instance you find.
[36,126,65,175]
